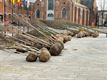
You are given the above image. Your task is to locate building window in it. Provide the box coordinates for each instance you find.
[36,9,40,18]
[62,8,67,18]
[48,0,54,10]
[0,15,3,22]
[48,13,54,17]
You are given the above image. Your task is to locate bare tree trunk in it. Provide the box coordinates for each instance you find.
[101,0,105,26]
[102,11,104,26]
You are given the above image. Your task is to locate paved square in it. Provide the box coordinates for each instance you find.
[0,34,107,80]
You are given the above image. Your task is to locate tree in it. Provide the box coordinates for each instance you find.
[100,0,106,26]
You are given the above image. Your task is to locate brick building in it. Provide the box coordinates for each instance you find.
[33,0,90,26]
[80,0,97,26]
[0,0,97,26]
[0,1,3,21]
[0,0,12,22]
[0,0,33,22]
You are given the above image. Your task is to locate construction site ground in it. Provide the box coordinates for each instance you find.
[0,33,107,80]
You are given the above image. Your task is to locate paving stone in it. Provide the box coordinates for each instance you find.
[0,34,107,80]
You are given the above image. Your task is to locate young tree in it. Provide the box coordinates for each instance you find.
[100,0,106,26]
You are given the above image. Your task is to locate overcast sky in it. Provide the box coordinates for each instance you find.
[96,0,107,10]
[29,0,107,10]
[29,0,35,2]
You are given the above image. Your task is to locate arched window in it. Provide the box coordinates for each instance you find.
[36,9,40,18]
[62,8,67,18]
[48,13,54,17]
[48,0,54,10]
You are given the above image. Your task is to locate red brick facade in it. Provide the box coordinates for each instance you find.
[0,0,92,26]
[33,0,90,26]
[0,2,3,13]
[0,1,10,21]
[0,0,33,21]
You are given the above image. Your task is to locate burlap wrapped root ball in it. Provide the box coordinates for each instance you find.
[55,34,65,44]
[63,30,74,36]
[77,31,86,38]
[55,36,64,49]
[72,29,79,36]
[49,41,64,56]
[80,31,91,37]
[58,41,64,49]
[26,52,38,62]
[39,48,51,62]
[56,36,64,44]
[91,32,99,38]
[63,35,72,43]
[83,31,90,37]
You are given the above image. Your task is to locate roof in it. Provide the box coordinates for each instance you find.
[69,0,88,9]
[74,2,88,9]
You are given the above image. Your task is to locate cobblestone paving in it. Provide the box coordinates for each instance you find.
[0,34,107,80]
